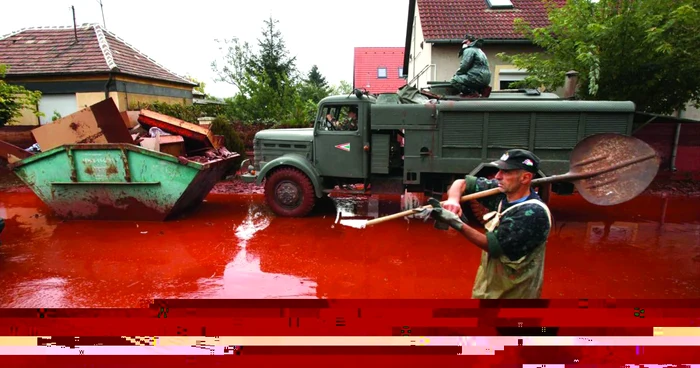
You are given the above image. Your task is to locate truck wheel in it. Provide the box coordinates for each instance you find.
[264,167,316,217]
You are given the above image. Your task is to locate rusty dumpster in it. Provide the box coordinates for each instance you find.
[8,143,239,221]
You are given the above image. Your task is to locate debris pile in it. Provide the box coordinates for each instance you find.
[0,98,238,165]
[186,147,237,164]
[131,109,235,164]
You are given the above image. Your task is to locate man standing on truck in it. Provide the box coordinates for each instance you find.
[450,34,492,97]
[419,149,552,299]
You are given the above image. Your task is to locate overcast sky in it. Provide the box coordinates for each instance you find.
[1,0,409,98]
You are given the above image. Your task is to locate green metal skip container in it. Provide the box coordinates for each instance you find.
[9,143,240,221]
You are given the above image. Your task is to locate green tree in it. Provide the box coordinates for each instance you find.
[211,37,254,93]
[299,65,331,104]
[212,17,305,124]
[249,17,298,94]
[0,64,42,127]
[498,0,700,115]
[307,65,328,89]
[330,80,353,95]
[209,115,246,162]
[185,75,208,97]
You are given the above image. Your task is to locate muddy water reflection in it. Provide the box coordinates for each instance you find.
[0,190,698,308]
[187,201,318,299]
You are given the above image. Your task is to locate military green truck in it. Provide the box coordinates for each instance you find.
[240,84,635,218]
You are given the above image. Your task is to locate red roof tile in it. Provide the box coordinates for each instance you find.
[0,24,195,86]
[417,0,566,41]
[354,47,406,94]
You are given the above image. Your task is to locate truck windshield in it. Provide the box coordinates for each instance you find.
[318,105,358,132]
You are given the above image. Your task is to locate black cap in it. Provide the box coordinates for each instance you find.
[489,149,540,173]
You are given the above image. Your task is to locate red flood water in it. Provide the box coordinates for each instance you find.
[0,189,698,308]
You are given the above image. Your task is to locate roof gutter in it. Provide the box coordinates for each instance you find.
[425,38,533,45]
[5,71,197,88]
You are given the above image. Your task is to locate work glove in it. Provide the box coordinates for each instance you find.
[414,198,465,231]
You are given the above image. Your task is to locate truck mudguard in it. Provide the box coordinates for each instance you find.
[256,154,324,198]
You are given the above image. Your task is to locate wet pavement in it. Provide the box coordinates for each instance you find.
[0,187,699,308]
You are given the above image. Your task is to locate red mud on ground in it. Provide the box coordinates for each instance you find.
[0,177,699,308]
[210,177,265,195]
[2,163,700,196]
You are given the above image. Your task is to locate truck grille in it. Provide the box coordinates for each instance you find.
[255,141,311,168]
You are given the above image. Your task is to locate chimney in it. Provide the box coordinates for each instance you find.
[563,70,579,99]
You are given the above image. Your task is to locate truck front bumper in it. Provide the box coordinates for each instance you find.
[240,173,258,183]
[238,158,258,183]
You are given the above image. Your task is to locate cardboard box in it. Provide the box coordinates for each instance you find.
[159,135,185,157]
[30,99,133,151]
[139,135,185,157]
[139,137,160,152]
[121,111,141,129]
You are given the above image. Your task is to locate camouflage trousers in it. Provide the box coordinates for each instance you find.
[451,73,490,94]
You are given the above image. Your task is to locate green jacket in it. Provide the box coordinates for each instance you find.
[451,41,492,87]
[464,175,552,299]
[337,116,358,131]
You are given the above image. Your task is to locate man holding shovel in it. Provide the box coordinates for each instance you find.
[418,149,552,299]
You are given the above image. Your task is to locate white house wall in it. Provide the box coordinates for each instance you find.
[408,7,433,90]
[430,43,544,89]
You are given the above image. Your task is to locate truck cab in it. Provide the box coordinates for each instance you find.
[312,96,372,181]
[239,92,375,217]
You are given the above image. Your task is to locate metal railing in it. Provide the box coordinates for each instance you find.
[407,64,435,87]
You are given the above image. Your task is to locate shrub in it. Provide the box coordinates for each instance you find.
[210,115,246,166]
[128,101,226,123]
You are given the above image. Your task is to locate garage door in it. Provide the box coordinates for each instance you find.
[38,94,77,125]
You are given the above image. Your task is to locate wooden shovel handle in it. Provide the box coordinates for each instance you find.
[364,187,502,227]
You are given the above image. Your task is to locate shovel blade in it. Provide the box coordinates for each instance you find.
[570,133,659,206]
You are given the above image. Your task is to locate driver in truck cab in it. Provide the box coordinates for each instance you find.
[418,149,552,299]
[323,107,358,131]
[335,107,358,131]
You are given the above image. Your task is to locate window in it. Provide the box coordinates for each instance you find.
[486,0,514,9]
[499,80,516,90]
[377,67,387,79]
[38,94,78,125]
[497,67,528,91]
[398,67,404,78]
[318,105,359,132]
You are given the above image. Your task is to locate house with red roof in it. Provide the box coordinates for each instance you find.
[0,23,197,125]
[354,47,406,94]
[402,0,565,92]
